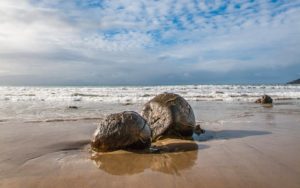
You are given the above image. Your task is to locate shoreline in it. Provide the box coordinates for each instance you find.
[1,101,300,188]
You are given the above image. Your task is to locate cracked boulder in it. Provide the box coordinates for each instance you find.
[141,93,201,140]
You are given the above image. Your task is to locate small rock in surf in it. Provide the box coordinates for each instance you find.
[255,95,273,104]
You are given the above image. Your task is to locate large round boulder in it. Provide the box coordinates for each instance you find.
[91,111,151,152]
[141,93,197,140]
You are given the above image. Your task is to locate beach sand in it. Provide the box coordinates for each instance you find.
[0,101,300,188]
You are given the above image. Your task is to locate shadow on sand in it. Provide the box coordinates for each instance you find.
[193,129,271,141]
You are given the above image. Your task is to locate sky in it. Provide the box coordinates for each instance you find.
[0,0,300,86]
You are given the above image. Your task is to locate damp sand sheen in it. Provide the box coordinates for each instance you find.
[0,87,300,188]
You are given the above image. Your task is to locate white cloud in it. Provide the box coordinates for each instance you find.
[0,0,300,85]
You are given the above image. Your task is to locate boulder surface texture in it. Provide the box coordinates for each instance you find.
[91,111,151,151]
[255,95,273,104]
[141,93,196,140]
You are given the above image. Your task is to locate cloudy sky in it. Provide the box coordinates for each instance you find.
[0,0,300,85]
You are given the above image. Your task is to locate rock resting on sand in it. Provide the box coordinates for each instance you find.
[91,111,151,152]
[255,95,273,104]
[141,93,204,140]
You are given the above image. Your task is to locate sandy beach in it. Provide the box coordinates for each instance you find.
[0,100,300,188]
[1,0,300,186]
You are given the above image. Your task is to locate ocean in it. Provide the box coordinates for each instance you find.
[1,84,300,123]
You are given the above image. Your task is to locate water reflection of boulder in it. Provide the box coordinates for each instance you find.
[91,140,206,176]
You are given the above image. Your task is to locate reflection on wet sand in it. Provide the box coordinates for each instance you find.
[262,104,273,108]
[91,129,271,175]
[91,139,208,175]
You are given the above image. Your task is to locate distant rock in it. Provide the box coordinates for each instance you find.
[255,95,273,104]
[287,78,300,84]
[91,111,151,152]
[122,102,133,106]
[68,106,78,109]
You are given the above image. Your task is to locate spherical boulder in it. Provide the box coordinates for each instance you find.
[255,95,273,104]
[141,93,197,140]
[91,111,151,152]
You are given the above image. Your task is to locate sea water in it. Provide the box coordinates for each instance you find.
[0,85,299,122]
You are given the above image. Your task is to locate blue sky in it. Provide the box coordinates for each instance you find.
[0,0,300,85]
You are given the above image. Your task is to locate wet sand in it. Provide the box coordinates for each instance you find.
[0,101,300,188]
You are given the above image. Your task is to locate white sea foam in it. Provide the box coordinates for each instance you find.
[0,85,299,122]
[0,85,300,103]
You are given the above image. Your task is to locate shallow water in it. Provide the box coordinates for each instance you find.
[0,100,300,188]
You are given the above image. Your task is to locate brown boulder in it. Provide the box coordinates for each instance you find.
[255,95,273,104]
[141,93,201,140]
[91,111,151,152]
